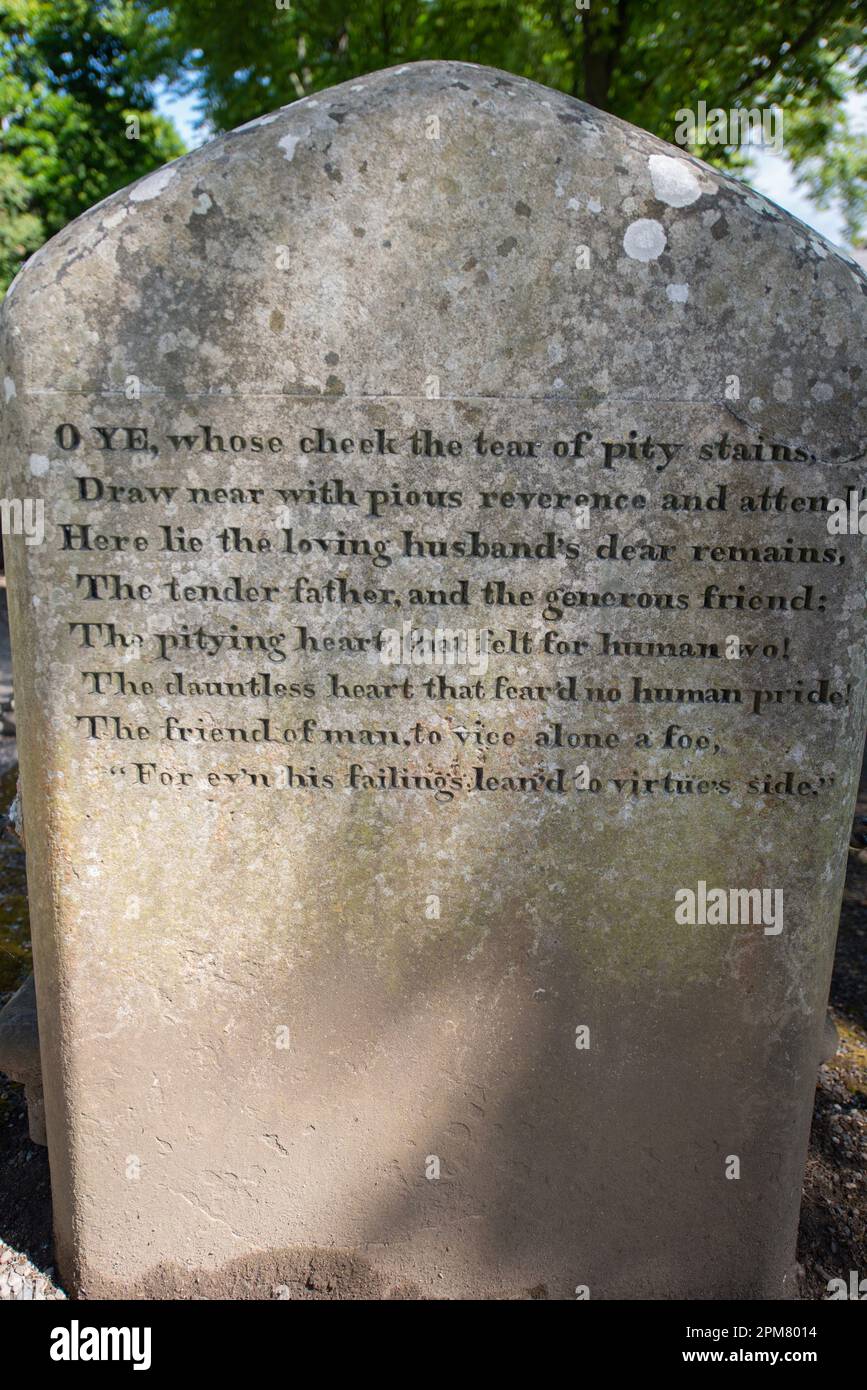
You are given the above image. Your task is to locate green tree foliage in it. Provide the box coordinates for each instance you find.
[170,0,867,238]
[0,0,184,292]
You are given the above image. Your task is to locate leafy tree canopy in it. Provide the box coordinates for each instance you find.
[0,0,184,291]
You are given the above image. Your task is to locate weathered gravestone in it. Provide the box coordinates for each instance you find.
[1,61,865,1299]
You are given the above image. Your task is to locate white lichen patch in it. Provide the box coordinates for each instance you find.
[129,165,178,203]
[158,329,199,356]
[773,376,793,402]
[3,376,16,401]
[648,154,702,208]
[623,218,666,262]
[235,112,279,133]
[28,453,49,476]
[278,132,304,162]
[666,282,689,303]
[744,190,780,219]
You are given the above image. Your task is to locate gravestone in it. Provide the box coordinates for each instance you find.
[1,61,865,1300]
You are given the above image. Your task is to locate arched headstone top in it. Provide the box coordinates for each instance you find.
[3,61,864,457]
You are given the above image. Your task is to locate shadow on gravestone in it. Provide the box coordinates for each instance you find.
[0,61,865,1300]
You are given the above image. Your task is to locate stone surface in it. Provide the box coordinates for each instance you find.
[0,61,865,1299]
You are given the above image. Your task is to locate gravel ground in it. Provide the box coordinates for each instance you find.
[1,766,865,1301]
[0,1107,64,1301]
